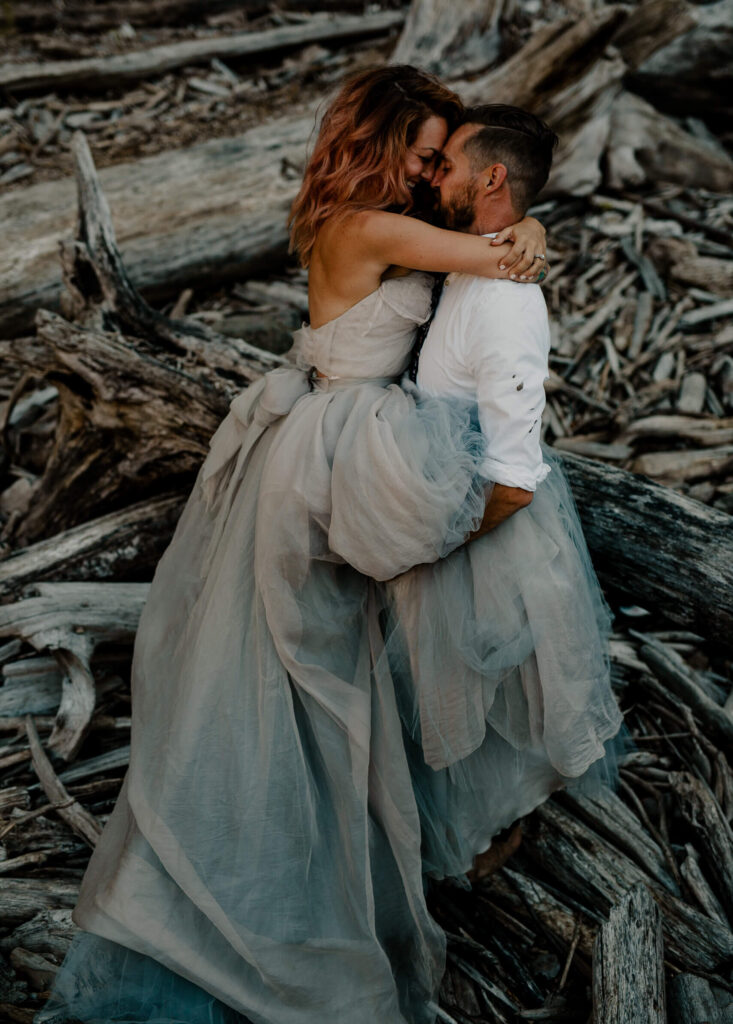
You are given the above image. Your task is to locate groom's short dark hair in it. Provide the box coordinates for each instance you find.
[461,104,558,213]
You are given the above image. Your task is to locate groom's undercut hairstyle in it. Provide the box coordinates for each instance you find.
[461,105,558,214]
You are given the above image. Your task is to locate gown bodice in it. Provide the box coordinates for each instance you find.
[290,271,434,381]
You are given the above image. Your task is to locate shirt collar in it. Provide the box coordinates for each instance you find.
[445,231,500,286]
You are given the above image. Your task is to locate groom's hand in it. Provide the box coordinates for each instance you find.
[467,483,533,541]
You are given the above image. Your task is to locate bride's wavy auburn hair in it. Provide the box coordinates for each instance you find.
[288,65,464,266]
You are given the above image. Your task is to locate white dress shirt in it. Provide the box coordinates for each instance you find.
[416,239,551,491]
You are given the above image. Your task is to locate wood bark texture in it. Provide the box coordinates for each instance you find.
[0,12,404,95]
[592,883,666,1023]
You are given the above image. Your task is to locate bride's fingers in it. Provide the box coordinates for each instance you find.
[522,261,550,284]
[512,253,548,281]
[490,225,515,247]
[498,245,527,273]
[508,249,539,278]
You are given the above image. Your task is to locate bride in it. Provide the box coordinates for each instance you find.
[37,65,626,1024]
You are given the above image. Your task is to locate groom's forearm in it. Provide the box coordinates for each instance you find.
[467,483,533,541]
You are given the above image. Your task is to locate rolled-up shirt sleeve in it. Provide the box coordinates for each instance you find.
[467,288,551,491]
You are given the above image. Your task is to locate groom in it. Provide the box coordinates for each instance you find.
[406,106,559,877]
[411,104,558,538]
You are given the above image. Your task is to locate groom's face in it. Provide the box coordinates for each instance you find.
[432,124,482,232]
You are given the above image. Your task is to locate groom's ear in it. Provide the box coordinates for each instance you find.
[482,162,508,195]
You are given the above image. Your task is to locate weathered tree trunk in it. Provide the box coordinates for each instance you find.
[627,0,733,127]
[492,865,597,962]
[592,883,666,1023]
[558,450,733,645]
[14,309,227,545]
[0,113,311,338]
[523,799,733,975]
[457,8,626,111]
[454,0,732,196]
[0,583,148,759]
[0,880,79,930]
[557,787,679,895]
[392,0,504,76]
[62,130,285,382]
[611,0,695,70]
[0,12,404,95]
[3,132,287,546]
[5,0,367,33]
[668,771,733,927]
[606,91,733,193]
[0,494,186,602]
[668,973,726,1024]
[25,715,103,841]
[636,636,733,754]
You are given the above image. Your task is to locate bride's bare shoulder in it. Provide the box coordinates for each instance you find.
[318,209,399,246]
[314,210,399,271]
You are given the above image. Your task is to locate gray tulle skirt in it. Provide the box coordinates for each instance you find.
[35,369,630,1024]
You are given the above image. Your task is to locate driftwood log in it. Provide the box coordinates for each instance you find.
[450,0,733,197]
[669,973,728,1024]
[558,787,679,895]
[635,635,733,754]
[0,11,404,96]
[668,772,733,926]
[0,880,80,931]
[24,716,102,845]
[592,883,666,1023]
[2,2,733,1018]
[0,113,310,338]
[522,800,733,975]
[628,0,733,126]
[605,91,733,194]
[4,0,367,33]
[558,451,733,645]
[0,583,147,759]
[6,0,248,33]
[0,494,185,601]
[392,0,503,76]
[4,0,732,338]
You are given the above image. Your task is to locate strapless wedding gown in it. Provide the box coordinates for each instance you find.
[37,272,627,1024]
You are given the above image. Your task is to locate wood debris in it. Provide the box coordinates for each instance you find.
[1,0,732,1021]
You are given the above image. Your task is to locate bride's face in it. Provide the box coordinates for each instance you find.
[403,116,448,192]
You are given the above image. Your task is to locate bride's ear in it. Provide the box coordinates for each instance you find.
[483,163,508,194]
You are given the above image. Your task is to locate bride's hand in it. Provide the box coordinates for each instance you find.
[490,216,548,282]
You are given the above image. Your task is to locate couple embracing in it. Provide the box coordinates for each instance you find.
[38,65,629,1024]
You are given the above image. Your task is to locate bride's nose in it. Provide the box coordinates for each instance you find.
[422,160,442,184]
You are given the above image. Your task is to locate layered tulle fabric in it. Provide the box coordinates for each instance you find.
[381,439,629,879]
[36,927,255,1024]
[36,272,628,1024]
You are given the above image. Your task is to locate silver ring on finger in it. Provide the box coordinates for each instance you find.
[534,253,545,261]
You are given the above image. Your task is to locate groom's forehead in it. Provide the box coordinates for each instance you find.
[443,123,480,158]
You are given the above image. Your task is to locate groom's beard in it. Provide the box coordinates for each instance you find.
[440,179,479,231]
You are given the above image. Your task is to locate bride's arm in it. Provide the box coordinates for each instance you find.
[352,210,546,281]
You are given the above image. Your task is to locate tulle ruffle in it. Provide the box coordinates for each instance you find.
[383,445,624,774]
[377,443,629,881]
[35,930,253,1024]
[34,365,627,1024]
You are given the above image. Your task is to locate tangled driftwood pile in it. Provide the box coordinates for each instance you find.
[1,0,733,1020]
